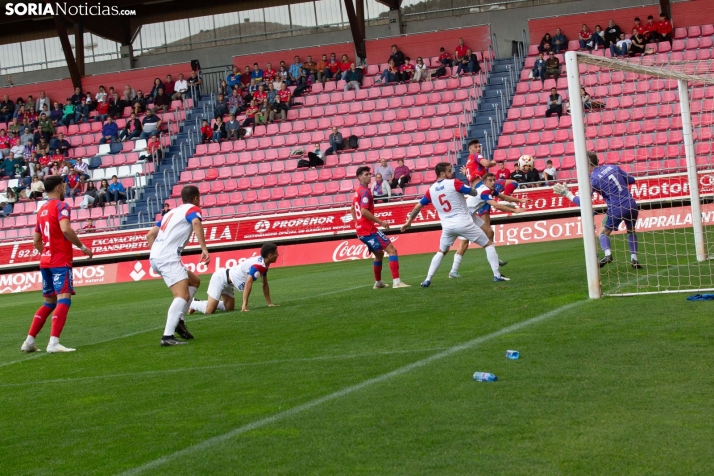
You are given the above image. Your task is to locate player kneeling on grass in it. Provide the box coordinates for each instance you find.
[21,176,93,354]
[190,243,279,314]
[552,151,642,269]
[351,166,410,289]
[401,163,514,287]
[450,175,527,278]
[146,185,210,347]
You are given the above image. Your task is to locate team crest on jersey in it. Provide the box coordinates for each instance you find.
[60,209,69,217]
[362,196,369,204]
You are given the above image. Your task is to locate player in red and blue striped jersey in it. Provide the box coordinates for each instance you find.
[554,151,642,269]
[351,166,410,289]
[20,176,93,354]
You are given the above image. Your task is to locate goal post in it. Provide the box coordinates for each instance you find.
[564,51,714,297]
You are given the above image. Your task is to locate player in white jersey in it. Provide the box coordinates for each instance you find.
[189,243,279,314]
[146,185,210,346]
[401,162,510,287]
[450,174,527,278]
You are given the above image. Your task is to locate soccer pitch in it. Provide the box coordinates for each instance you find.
[2,237,714,475]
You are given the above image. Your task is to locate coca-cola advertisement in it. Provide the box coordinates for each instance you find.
[0,171,711,270]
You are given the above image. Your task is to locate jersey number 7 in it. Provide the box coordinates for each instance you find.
[438,194,452,213]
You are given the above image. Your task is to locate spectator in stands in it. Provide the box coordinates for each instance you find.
[148,78,164,101]
[276,64,289,86]
[252,84,267,106]
[106,175,126,204]
[188,70,203,100]
[0,95,14,124]
[389,44,405,68]
[454,37,469,63]
[543,159,557,185]
[643,15,658,43]
[20,127,33,146]
[257,98,271,126]
[36,137,50,157]
[65,169,82,198]
[289,56,304,87]
[212,116,226,142]
[61,98,76,126]
[522,163,541,187]
[339,54,351,80]
[592,25,606,50]
[657,13,673,45]
[495,161,510,180]
[95,98,109,123]
[172,73,188,100]
[545,88,563,118]
[49,101,63,125]
[95,85,108,103]
[453,49,480,77]
[28,175,44,200]
[604,20,622,47]
[142,135,162,162]
[153,86,171,113]
[610,32,631,58]
[264,63,277,84]
[306,143,324,168]
[75,98,90,123]
[632,17,645,36]
[140,108,162,139]
[316,54,329,84]
[370,173,391,203]
[0,130,9,155]
[438,47,454,68]
[119,112,142,141]
[131,91,147,116]
[201,119,213,143]
[375,158,394,184]
[377,59,399,84]
[532,53,546,81]
[242,100,258,128]
[629,29,647,56]
[578,24,594,51]
[2,186,17,213]
[213,93,228,119]
[35,91,50,112]
[343,63,363,92]
[326,53,340,83]
[36,112,53,143]
[552,28,567,53]
[108,93,124,119]
[413,57,429,82]
[99,116,119,144]
[580,87,593,111]
[8,117,20,135]
[391,159,411,189]
[50,132,70,155]
[544,52,560,81]
[0,152,18,178]
[325,126,344,156]
[271,83,291,122]
[400,58,415,82]
[250,63,264,84]
[82,218,96,232]
[225,113,241,140]
[234,66,247,88]
[70,87,83,109]
[229,87,244,116]
[162,202,170,216]
[538,33,553,54]
[303,56,317,84]
[122,84,137,102]
[226,66,241,93]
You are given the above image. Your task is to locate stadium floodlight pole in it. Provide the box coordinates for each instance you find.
[565,51,601,299]
[677,79,707,261]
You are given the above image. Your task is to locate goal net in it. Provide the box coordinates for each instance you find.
[563,51,714,297]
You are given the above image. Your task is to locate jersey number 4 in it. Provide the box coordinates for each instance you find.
[438,194,452,213]
[160,212,174,231]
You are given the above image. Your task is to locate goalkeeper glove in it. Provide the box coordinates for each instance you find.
[553,183,575,201]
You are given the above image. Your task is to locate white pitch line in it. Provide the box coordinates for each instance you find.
[117,300,585,476]
[0,347,448,388]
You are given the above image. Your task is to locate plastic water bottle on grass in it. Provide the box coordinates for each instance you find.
[473,372,498,382]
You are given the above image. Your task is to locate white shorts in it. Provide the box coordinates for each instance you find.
[150,258,188,288]
[471,214,485,227]
[441,218,489,251]
[207,269,235,301]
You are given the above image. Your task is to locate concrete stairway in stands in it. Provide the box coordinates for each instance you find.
[459,56,523,169]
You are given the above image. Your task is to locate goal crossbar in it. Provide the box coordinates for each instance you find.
[572,52,714,85]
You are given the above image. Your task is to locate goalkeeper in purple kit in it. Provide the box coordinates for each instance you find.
[554,151,642,269]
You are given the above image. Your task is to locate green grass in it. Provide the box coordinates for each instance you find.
[1,237,714,475]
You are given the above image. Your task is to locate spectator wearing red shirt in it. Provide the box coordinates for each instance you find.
[163,75,175,97]
[339,54,351,80]
[252,84,267,104]
[264,63,277,83]
[579,24,594,51]
[400,58,415,82]
[632,17,645,36]
[438,47,453,67]
[657,13,673,44]
[200,119,212,143]
[65,170,82,198]
[495,161,510,180]
[242,100,259,127]
[82,218,96,233]
[326,53,340,82]
[643,15,658,43]
[454,37,469,62]
[240,66,252,87]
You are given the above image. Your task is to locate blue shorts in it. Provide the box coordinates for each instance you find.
[41,267,75,297]
[358,231,391,253]
[603,207,638,231]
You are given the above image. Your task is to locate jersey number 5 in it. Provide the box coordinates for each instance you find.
[438,194,452,213]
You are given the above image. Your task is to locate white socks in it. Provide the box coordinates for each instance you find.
[189,300,227,314]
[604,249,612,256]
[164,297,187,336]
[48,336,59,346]
[485,245,501,277]
[451,254,463,274]
[25,336,35,345]
[393,278,401,285]
[426,252,444,280]
[182,286,198,316]
[631,253,638,261]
